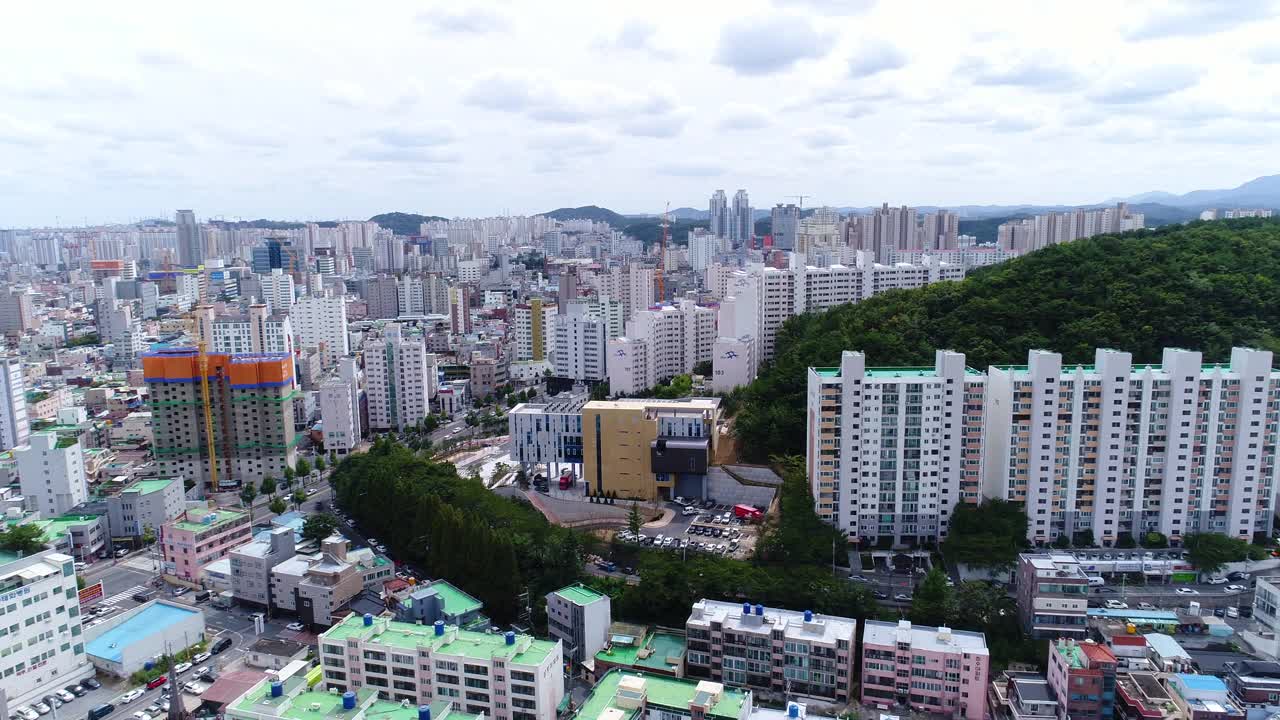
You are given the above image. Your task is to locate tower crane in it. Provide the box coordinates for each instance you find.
[185,276,219,493]
[656,203,669,302]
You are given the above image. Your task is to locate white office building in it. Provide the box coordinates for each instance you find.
[545,584,611,664]
[552,303,607,382]
[0,357,30,451]
[292,293,350,367]
[0,551,94,707]
[259,268,295,315]
[364,325,437,431]
[320,361,362,455]
[508,395,586,476]
[15,432,88,518]
[205,305,295,356]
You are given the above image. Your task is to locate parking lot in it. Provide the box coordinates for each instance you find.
[616,501,760,560]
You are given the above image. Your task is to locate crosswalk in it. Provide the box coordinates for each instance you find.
[98,584,146,607]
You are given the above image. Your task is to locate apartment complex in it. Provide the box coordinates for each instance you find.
[0,550,94,706]
[807,345,1280,545]
[582,397,721,501]
[861,620,989,718]
[161,507,252,581]
[1015,553,1090,639]
[318,613,564,720]
[144,348,299,491]
[685,599,856,703]
[997,203,1145,254]
[198,304,295,356]
[545,584,611,664]
[15,431,88,517]
[805,350,985,544]
[364,324,438,431]
[292,293,350,367]
[1046,639,1116,720]
[552,303,607,382]
[606,300,715,395]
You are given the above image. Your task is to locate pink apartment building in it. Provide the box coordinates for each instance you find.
[861,620,990,719]
[162,507,252,581]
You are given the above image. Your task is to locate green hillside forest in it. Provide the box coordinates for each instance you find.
[732,218,1280,461]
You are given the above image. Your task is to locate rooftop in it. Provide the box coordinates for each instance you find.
[230,675,477,720]
[690,600,856,647]
[555,584,606,606]
[320,613,556,666]
[129,478,176,495]
[574,670,746,720]
[427,580,484,616]
[85,601,202,662]
[1174,673,1227,693]
[863,620,989,655]
[1087,609,1179,622]
[595,631,687,673]
[171,508,248,533]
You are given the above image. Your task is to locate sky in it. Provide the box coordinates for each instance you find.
[2,0,1279,227]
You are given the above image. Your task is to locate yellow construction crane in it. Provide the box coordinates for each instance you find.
[187,276,219,492]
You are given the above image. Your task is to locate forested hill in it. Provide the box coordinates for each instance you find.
[732,218,1280,461]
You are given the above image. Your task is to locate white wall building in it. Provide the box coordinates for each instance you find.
[0,551,94,706]
[513,299,556,362]
[606,337,650,396]
[0,356,29,451]
[16,432,88,517]
[546,584,611,664]
[552,303,607,382]
[259,268,295,315]
[364,325,437,431]
[320,362,362,455]
[292,293,350,367]
[207,305,295,356]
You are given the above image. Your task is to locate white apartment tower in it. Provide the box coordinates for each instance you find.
[364,325,437,431]
[259,268,295,315]
[709,189,729,238]
[608,301,715,395]
[513,299,557,362]
[16,431,89,517]
[730,189,752,247]
[552,303,607,382]
[320,358,362,455]
[292,293,350,367]
[806,350,985,545]
[0,356,30,451]
[688,229,717,272]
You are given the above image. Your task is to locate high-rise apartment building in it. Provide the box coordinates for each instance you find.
[770,204,800,250]
[730,189,752,247]
[997,203,1145,253]
[15,431,88,517]
[861,620,989,719]
[805,350,986,545]
[176,209,202,268]
[0,356,31,451]
[361,275,400,319]
[449,286,472,334]
[259,268,295,315]
[709,190,729,238]
[364,325,437,431]
[144,348,299,492]
[0,286,38,335]
[685,599,857,703]
[292,293,350,367]
[321,358,362,456]
[688,229,718,272]
[513,299,557,362]
[318,613,564,720]
[606,301,715,395]
[807,345,1280,546]
[200,304,295,356]
[552,303,606,382]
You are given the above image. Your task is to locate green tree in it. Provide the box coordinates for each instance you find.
[1116,534,1137,549]
[941,499,1028,569]
[296,458,312,477]
[1185,533,1249,574]
[259,476,277,498]
[425,415,441,432]
[628,502,643,536]
[466,412,479,427]
[302,513,340,543]
[283,466,296,485]
[141,526,157,546]
[292,489,307,509]
[0,523,47,554]
[1142,532,1169,548]
[268,497,287,515]
[1051,534,1072,549]
[693,360,713,376]
[239,481,259,521]
[910,569,954,627]
[590,381,610,401]
[315,456,326,473]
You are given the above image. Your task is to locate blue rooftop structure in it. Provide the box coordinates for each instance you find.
[1175,673,1227,692]
[1087,609,1179,622]
[85,602,202,662]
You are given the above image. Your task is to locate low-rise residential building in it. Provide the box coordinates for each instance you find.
[1016,553,1090,639]
[861,620,989,718]
[318,612,564,720]
[546,584,611,664]
[105,477,185,540]
[1167,673,1245,720]
[1223,660,1280,708]
[161,506,252,582]
[573,670,752,720]
[1047,638,1117,720]
[15,431,88,517]
[686,599,856,704]
[230,526,297,608]
[1115,671,1183,720]
[270,536,365,627]
[988,671,1057,720]
[394,580,487,630]
[0,550,93,706]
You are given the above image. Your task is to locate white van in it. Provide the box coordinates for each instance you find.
[1087,575,1105,587]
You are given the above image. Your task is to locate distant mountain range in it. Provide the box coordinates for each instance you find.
[1114,174,1280,209]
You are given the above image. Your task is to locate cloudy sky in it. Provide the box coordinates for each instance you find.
[2,0,1278,226]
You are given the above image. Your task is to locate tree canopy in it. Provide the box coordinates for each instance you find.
[302,513,340,543]
[0,523,46,554]
[1184,532,1265,573]
[942,499,1028,568]
[734,218,1280,460]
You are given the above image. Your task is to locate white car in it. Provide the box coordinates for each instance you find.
[33,704,50,716]
[121,689,145,704]
[1227,606,1240,618]
[1206,576,1228,585]
[55,690,75,703]
[133,712,153,720]
[193,652,211,664]
[1104,600,1128,610]
[173,661,192,674]
[182,682,204,695]
[1224,584,1248,594]
[286,622,305,631]
[1176,587,1200,595]
[1137,602,1156,610]
[16,708,39,720]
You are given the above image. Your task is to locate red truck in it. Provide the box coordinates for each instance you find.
[733,504,763,521]
[558,469,575,490]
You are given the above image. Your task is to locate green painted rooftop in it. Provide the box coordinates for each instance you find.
[555,584,605,606]
[230,682,475,720]
[172,508,247,532]
[429,580,483,615]
[320,613,557,666]
[130,479,176,495]
[574,670,746,720]
[595,632,686,673]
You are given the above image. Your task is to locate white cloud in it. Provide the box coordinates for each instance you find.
[717,104,773,131]
[957,55,1081,91]
[1089,65,1202,104]
[714,14,833,76]
[1125,1,1276,40]
[656,161,724,177]
[847,42,907,78]
[417,7,509,34]
[798,125,852,148]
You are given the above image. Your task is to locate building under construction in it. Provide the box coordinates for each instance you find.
[143,348,299,492]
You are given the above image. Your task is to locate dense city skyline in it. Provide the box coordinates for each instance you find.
[3,1,1280,225]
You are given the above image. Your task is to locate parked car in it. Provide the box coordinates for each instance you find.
[172,587,189,597]
[894,593,911,602]
[1176,587,1199,595]
[56,690,76,703]
[16,708,38,720]
[286,622,305,631]
[82,678,102,690]
[1227,607,1240,618]
[1206,576,1228,585]
[33,703,50,715]
[65,685,86,698]
[133,712,153,720]
[1214,607,1226,617]
[146,675,168,690]
[1104,600,1129,610]
[86,706,114,720]
[1240,606,1254,618]
[1224,584,1248,594]
[42,697,61,710]
[183,682,204,695]
[1137,602,1156,611]
[192,652,210,664]
[173,661,192,674]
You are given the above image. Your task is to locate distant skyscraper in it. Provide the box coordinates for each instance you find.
[771,204,800,250]
[730,189,752,247]
[709,190,729,238]
[176,209,202,268]
[0,357,29,451]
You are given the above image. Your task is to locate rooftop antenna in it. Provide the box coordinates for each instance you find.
[788,195,810,210]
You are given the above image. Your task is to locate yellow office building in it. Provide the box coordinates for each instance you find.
[581,397,721,501]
